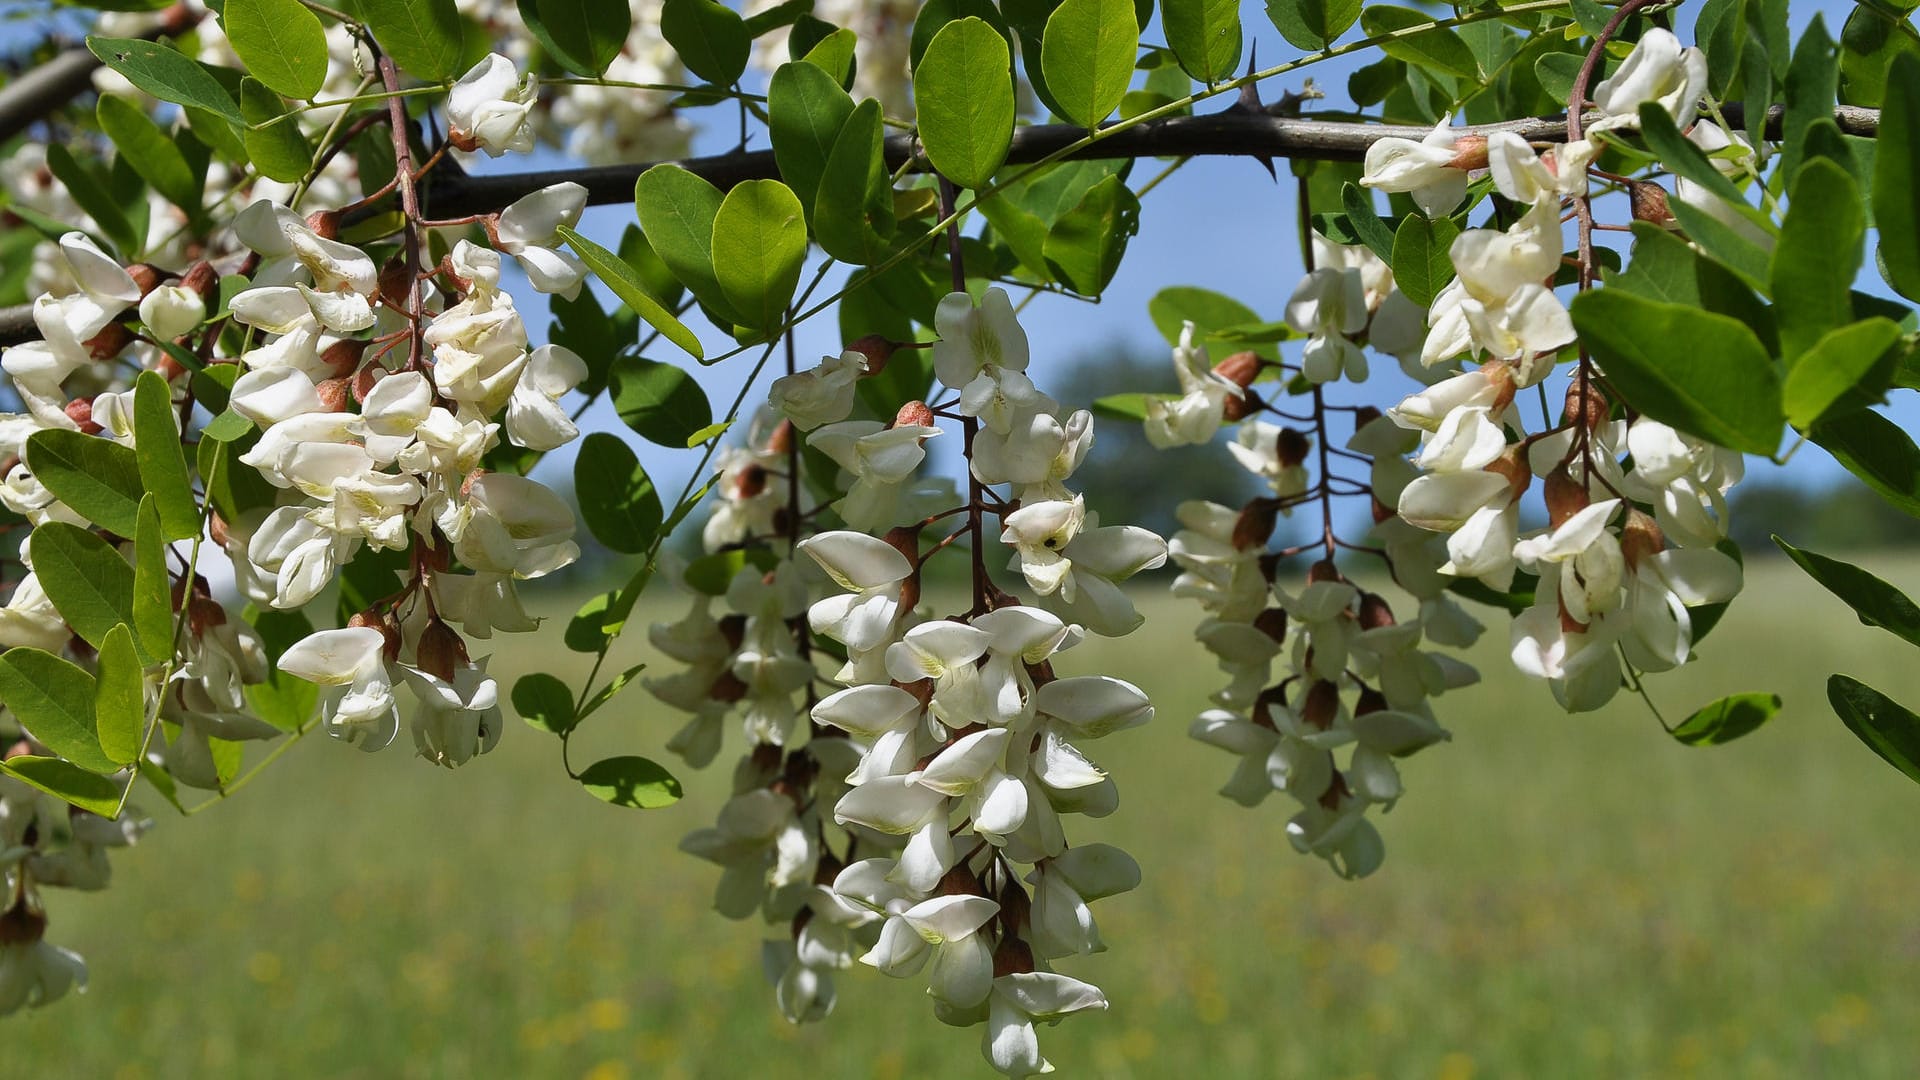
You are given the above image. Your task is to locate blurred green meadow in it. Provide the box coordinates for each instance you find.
[12,558,1920,1079]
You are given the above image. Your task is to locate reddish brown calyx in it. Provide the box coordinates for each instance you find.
[1543,466,1589,529]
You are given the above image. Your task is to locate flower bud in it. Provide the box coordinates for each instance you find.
[415,618,467,681]
[379,256,412,312]
[732,462,768,499]
[1564,377,1610,432]
[63,398,99,434]
[348,609,404,663]
[1307,559,1345,586]
[1482,359,1519,418]
[761,420,794,456]
[1221,385,1262,422]
[1232,497,1279,550]
[1484,445,1532,503]
[992,936,1036,978]
[1212,350,1262,389]
[1276,426,1311,468]
[1448,134,1490,171]
[181,261,220,307]
[1358,592,1394,630]
[1301,679,1340,729]
[893,400,935,429]
[1544,466,1588,528]
[1620,508,1665,568]
[126,263,165,297]
[315,377,351,413]
[1629,180,1676,227]
[1253,607,1289,643]
[844,333,897,378]
[86,322,133,361]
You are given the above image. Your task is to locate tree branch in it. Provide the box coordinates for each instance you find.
[0,5,200,145]
[415,103,1880,219]
[0,103,1882,345]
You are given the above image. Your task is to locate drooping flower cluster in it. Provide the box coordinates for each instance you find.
[651,288,1164,1074]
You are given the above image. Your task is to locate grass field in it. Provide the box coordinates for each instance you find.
[11,557,1920,1078]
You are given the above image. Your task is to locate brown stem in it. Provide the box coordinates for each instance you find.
[377,54,425,370]
[937,176,991,617]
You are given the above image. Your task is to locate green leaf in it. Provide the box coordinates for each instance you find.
[1827,674,1920,784]
[1358,6,1480,81]
[1782,15,1839,190]
[565,592,615,653]
[530,0,631,76]
[1774,535,1920,646]
[1040,0,1139,128]
[686,419,734,447]
[711,179,807,334]
[1389,213,1458,308]
[1091,392,1163,420]
[661,0,751,85]
[86,36,243,123]
[223,0,329,99]
[96,94,199,217]
[1839,2,1920,108]
[1875,51,1920,302]
[512,672,578,736]
[1809,407,1920,516]
[94,624,146,767]
[1605,222,1701,305]
[1783,318,1903,429]
[574,432,662,554]
[43,146,138,258]
[351,0,465,82]
[813,99,897,265]
[23,430,143,536]
[1568,289,1783,456]
[0,649,114,774]
[135,370,198,541]
[239,77,313,183]
[632,164,747,330]
[767,61,856,221]
[1771,159,1866,363]
[245,607,317,731]
[555,223,704,360]
[1164,0,1241,82]
[1266,0,1360,53]
[576,755,683,809]
[1669,692,1782,746]
[1637,103,1747,205]
[1339,182,1397,262]
[611,359,713,447]
[132,497,173,659]
[31,522,140,656]
[1533,51,1581,104]
[0,757,122,817]
[1042,173,1141,295]
[915,18,1017,189]
[577,662,648,722]
[1667,197,1774,290]
[802,27,859,86]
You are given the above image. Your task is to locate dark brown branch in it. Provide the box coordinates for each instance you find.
[415,103,1880,219]
[0,103,1883,345]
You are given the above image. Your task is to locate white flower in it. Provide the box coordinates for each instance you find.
[1024,844,1140,959]
[809,420,940,531]
[1512,499,1626,624]
[232,200,378,296]
[505,344,586,450]
[405,662,504,767]
[494,182,588,296]
[0,939,87,1016]
[1359,121,1470,216]
[861,893,1000,1007]
[932,288,1029,392]
[768,349,867,430]
[1487,132,1596,205]
[138,284,204,340]
[980,972,1108,1078]
[1590,28,1709,133]
[448,53,537,156]
[1422,200,1573,367]
[1143,322,1235,449]
[276,627,401,751]
[455,473,580,578]
[799,530,912,681]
